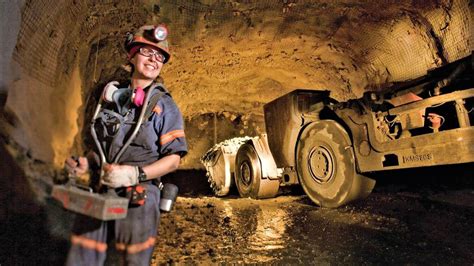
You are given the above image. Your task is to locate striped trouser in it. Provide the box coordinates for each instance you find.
[66,184,161,266]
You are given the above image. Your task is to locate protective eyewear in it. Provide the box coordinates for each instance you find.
[139,47,165,63]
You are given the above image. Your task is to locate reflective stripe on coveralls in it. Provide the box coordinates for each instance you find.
[70,235,107,253]
[115,236,156,254]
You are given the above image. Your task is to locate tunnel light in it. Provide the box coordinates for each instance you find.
[153,25,168,41]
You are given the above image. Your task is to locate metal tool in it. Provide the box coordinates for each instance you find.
[52,84,157,220]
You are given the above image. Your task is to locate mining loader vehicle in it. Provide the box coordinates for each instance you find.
[202,53,473,208]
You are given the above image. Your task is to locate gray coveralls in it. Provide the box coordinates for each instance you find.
[66,83,187,266]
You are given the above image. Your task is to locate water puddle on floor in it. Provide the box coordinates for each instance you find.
[153,192,474,265]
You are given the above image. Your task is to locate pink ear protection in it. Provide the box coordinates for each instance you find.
[131,87,145,107]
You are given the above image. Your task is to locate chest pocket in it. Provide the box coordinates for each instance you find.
[130,119,157,150]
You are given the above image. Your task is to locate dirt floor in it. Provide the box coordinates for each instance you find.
[150,168,474,265]
[152,192,474,264]
[1,162,473,265]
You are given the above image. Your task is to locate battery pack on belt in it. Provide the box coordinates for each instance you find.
[126,184,147,206]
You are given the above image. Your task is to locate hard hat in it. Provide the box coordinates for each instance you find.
[125,24,170,63]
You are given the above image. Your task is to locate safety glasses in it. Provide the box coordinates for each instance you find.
[139,47,165,63]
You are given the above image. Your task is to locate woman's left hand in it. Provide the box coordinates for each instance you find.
[101,164,139,188]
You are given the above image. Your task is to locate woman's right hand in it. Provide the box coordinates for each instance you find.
[64,156,89,177]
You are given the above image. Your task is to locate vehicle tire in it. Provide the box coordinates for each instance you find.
[200,137,252,197]
[296,120,375,208]
[235,143,280,199]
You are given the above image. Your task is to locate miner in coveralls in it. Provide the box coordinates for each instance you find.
[64,24,187,265]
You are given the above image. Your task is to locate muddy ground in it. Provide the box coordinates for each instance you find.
[1,139,473,265]
[151,167,474,265]
[153,193,474,265]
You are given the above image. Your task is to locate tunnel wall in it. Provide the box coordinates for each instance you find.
[5,0,88,164]
[0,1,24,93]
[3,0,149,166]
[0,0,472,174]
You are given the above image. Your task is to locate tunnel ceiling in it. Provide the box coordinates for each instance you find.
[1,0,472,171]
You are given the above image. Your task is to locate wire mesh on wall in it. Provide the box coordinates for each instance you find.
[12,0,471,87]
[13,0,88,86]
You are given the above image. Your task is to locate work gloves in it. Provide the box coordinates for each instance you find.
[65,156,140,188]
[101,164,139,188]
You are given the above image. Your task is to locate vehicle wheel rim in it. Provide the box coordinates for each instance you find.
[240,161,252,186]
[308,146,334,184]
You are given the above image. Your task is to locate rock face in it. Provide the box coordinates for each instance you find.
[0,0,472,181]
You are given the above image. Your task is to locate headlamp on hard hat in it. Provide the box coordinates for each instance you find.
[153,24,168,42]
[125,24,171,63]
